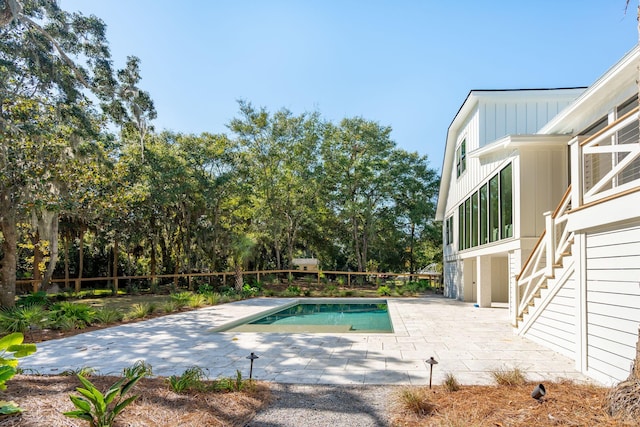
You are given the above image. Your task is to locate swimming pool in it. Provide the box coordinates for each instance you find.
[212,299,393,333]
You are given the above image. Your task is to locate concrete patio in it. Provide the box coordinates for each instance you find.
[22,296,591,385]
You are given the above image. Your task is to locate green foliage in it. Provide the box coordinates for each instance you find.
[283,286,301,297]
[376,285,392,296]
[187,293,207,308]
[398,387,435,416]
[123,360,153,379]
[124,303,155,320]
[63,370,144,427]
[323,285,338,296]
[61,367,98,377]
[197,284,214,294]
[0,305,48,333]
[48,302,96,330]
[241,284,260,297]
[169,292,193,308]
[0,333,37,391]
[16,292,49,308]
[167,366,206,394]
[205,293,222,305]
[214,370,252,392]
[0,400,23,416]
[94,308,124,324]
[161,300,181,314]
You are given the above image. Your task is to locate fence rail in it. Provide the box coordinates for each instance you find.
[15,270,442,294]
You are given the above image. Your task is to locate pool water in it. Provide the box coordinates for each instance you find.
[217,302,393,333]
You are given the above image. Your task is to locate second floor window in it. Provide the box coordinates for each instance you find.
[456,139,466,177]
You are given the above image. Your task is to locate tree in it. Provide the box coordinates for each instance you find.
[0,0,116,306]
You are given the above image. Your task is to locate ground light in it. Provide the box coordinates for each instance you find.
[425,356,438,389]
[247,352,259,379]
[531,383,546,401]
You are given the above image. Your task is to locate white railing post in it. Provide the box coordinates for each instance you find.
[569,136,583,209]
[544,211,554,278]
[512,273,519,326]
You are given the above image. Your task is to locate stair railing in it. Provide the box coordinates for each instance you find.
[513,185,573,326]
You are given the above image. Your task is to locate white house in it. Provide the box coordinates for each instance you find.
[436,45,640,384]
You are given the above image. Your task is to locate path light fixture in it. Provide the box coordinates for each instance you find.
[531,383,546,402]
[246,352,259,379]
[425,356,438,389]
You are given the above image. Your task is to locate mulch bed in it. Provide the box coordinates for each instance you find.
[0,375,271,427]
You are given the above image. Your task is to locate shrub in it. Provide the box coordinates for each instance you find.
[123,360,153,379]
[124,303,155,320]
[376,285,391,296]
[63,370,144,427]
[49,302,96,329]
[167,366,206,393]
[94,308,124,325]
[0,305,48,334]
[169,292,193,308]
[398,387,435,416]
[491,366,527,386]
[283,286,301,297]
[161,300,181,314]
[214,370,252,392]
[206,292,222,305]
[443,373,460,392]
[16,291,49,308]
[197,284,214,294]
[187,293,207,308]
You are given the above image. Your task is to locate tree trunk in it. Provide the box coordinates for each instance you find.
[0,206,17,307]
[234,264,243,292]
[112,238,119,294]
[41,214,59,290]
[75,228,85,293]
[63,233,70,289]
[31,231,43,291]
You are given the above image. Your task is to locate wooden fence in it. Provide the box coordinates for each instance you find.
[15,270,442,295]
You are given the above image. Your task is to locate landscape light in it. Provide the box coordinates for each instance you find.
[425,356,438,389]
[246,352,259,379]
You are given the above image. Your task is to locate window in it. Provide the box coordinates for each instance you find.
[464,198,470,249]
[489,174,499,243]
[616,95,640,185]
[479,183,488,244]
[471,191,478,247]
[458,205,464,249]
[456,139,466,177]
[456,162,514,251]
[500,164,513,238]
[447,215,453,244]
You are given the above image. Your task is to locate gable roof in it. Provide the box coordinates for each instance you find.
[435,88,585,220]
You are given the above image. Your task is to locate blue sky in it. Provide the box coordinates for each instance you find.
[61,1,637,171]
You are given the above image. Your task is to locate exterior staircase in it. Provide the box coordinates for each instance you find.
[513,186,575,334]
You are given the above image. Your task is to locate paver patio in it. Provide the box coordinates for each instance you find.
[22,296,592,385]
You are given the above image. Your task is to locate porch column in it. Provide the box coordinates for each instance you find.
[477,256,492,308]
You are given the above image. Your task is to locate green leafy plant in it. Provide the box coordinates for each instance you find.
[61,366,98,377]
[214,370,252,392]
[16,291,49,308]
[0,305,48,333]
[170,291,193,308]
[0,333,36,415]
[167,366,206,393]
[376,285,391,296]
[161,299,181,313]
[63,371,144,427]
[49,302,96,329]
[187,293,207,308]
[94,308,123,325]
[283,285,301,297]
[206,292,222,305]
[124,303,155,320]
[123,360,153,379]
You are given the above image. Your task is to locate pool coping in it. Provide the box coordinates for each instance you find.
[209,298,393,333]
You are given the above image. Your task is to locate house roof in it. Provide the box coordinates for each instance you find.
[539,44,640,136]
[435,88,585,221]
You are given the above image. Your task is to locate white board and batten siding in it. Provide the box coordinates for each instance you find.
[585,223,640,383]
[523,272,577,359]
